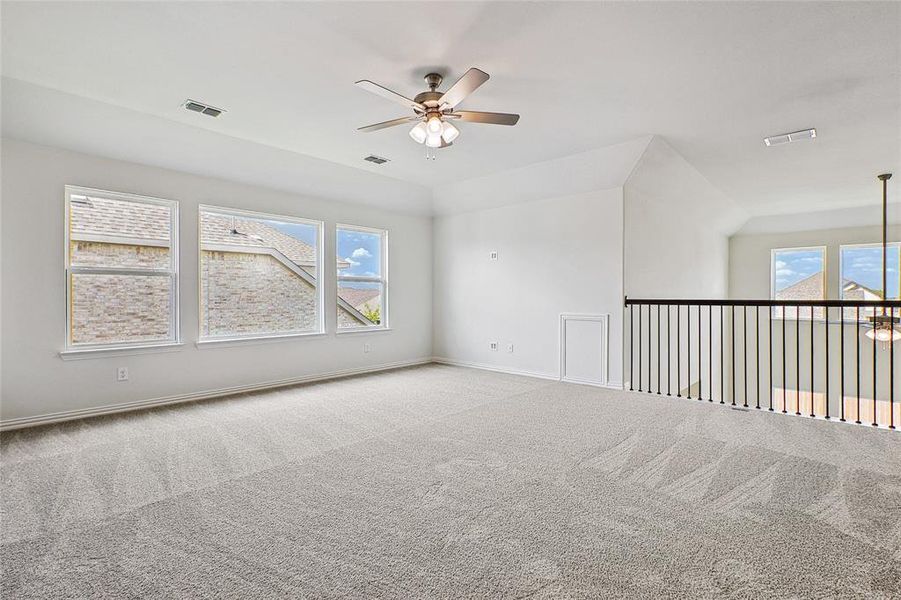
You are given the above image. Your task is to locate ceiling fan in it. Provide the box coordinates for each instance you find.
[355,68,519,156]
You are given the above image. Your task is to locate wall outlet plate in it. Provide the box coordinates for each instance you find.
[506,344,514,353]
[489,251,498,260]
[363,342,371,353]
[489,341,498,351]
[117,367,129,382]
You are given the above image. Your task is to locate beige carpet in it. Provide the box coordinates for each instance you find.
[2,364,900,598]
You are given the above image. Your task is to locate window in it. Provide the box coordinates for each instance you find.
[840,242,900,321]
[199,206,323,340]
[336,225,388,330]
[770,247,825,319]
[65,186,179,349]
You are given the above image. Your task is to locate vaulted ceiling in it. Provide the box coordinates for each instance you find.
[2,1,898,217]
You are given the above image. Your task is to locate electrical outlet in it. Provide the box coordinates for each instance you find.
[489,251,498,260]
[506,343,514,353]
[117,367,129,382]
[363,342,371,353]
[489,341,498,351]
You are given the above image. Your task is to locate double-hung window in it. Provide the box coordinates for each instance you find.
[770,246,826,319]
[199,206,324,341]
[65,186,179,349]
[336,225,388,331]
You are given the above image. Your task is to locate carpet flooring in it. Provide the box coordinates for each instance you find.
[2,364,900,598]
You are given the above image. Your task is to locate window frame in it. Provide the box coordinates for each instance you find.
[336,223,389,333]
[197,204,325,343]
[769,245,827,320]
[63,185,180,353]
[838,241,901,301]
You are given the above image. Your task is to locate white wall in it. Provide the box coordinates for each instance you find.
[0,139,433,424]
[623,137,745,392]
[432,189,624,385]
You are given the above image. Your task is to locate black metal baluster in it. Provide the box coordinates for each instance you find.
[756,306,761,409]
[840,306,845,422]
[687,305,692,399]
[731,306,736,406]
[647,304,653,395]
[825,306,830,419]
[810,304,815,418]
[667,305,671,396]
[856,306,861,424]
[657,304,661,395]
[769,305,773,411]
[629,303,634,391]
[796,307,801,416]
[638,304,643,392]
[743,306,748,407]
[698,305,702,401]
[782,308,787,414]
[677,306,681,397]
[720,306,725,404]
[888,306,895,429]
[709,306,713,403]
[872,308,878,427]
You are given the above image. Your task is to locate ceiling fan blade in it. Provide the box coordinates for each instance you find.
[438,68,489,109]
[357,116,420,132]
[355,80,425,112]
[451,110,520,126]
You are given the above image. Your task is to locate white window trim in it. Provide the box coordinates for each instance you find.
[62,186,180,356]
[769,245,826,321]
[198,204,325,342]
[336,223,389,333]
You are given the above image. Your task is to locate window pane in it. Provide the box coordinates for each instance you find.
[200,210,321,338]
[772,248,825,319]
[841,244,900,321]
[69,195,171,268]
[338,281,383,328]
[70,273,171,345]
[336,228,381,278]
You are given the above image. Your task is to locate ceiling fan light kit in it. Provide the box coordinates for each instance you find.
[356,68,520,159]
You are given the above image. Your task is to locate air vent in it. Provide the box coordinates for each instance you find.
[764,128,816,147]
[183,99,225,118]
[363,155,390,165]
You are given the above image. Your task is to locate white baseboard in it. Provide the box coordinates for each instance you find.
[0,358,433,432]
[431,356,560,382]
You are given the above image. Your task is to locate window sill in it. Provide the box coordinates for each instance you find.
[196,331,326,348]
[60,342,185,360]
[336,327,392,335]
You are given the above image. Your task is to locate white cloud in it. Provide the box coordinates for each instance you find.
[776,268,795,278]
[344,257,361,267]
[351,247,372,259]
[775,260,787,269]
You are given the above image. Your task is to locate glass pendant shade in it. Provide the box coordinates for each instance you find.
[441,121,460,143]
[427,116,443,134]
[409,122,427,144]
[865,325,901,343]
[425,132,443,148]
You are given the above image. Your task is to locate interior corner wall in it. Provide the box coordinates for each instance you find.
[623,137,742,392]
[0,139,433,424]
[432,188,625,385]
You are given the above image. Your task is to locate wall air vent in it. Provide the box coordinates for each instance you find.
[764,128,816,147]
[363,155,390,165]
[183,99,225,118]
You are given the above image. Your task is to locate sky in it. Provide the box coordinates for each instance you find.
[774,246,900,298]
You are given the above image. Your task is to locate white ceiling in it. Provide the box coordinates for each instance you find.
[1,1,899,217]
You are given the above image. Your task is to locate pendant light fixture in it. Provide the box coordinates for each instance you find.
[865,173,900,344]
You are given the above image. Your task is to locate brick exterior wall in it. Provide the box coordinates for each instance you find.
[70,240,170,269]
[71,272,171,344]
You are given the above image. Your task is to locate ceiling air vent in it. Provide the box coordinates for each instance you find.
[363,155,390,165]
[764,128,816,147]
[183,99,225,118]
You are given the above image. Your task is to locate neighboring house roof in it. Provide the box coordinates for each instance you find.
[70,195,170,242]
[841,279,883,300]
[775,272,823,300]
[338,287,381,312]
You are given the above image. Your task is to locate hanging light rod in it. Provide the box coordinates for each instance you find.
[865,173,899,344]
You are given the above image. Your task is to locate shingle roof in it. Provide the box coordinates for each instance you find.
[70,195,170,242]
[337,287,381,310]
[775,272,823,300]
[201,213,322,266]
